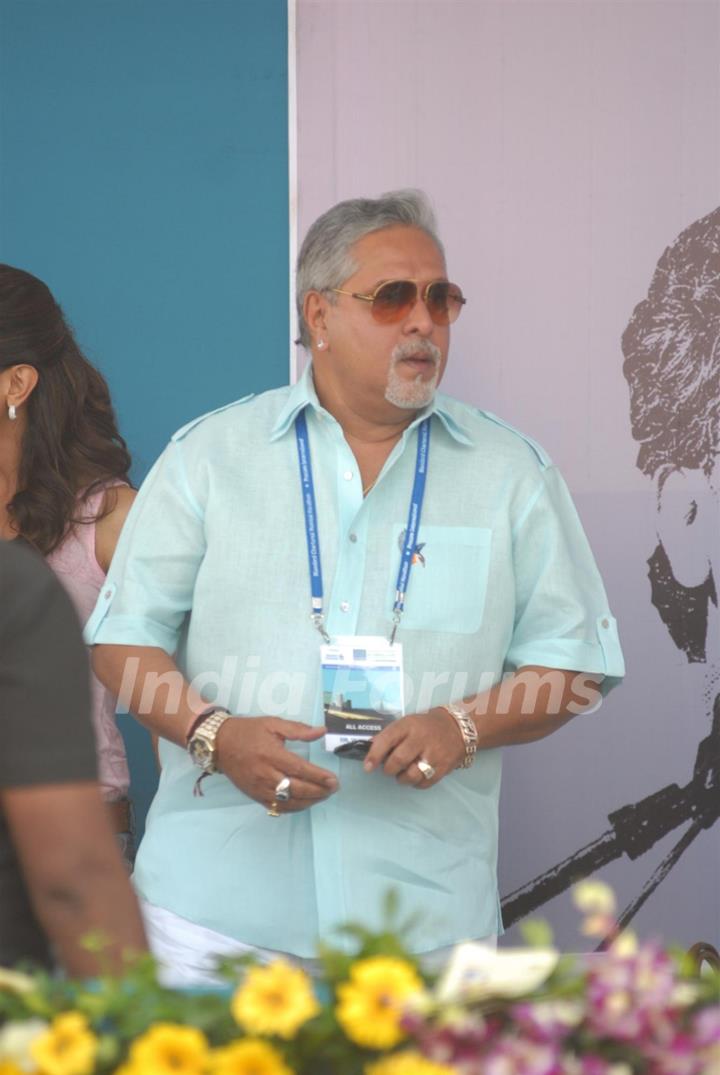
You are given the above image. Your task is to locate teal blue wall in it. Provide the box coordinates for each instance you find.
[0,0,289,831]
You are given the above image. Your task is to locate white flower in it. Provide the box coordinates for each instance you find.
[671,981,700,1006]
[0,1018,49,1071]
[528,999,584,1028]
[610,930,638,957]
[435,943,558,1003]
[573,880,616,915]
[0,968,35,995]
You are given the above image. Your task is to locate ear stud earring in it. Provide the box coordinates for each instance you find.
[317,338,325,350]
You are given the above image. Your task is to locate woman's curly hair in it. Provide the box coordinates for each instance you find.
[0,264,132,554]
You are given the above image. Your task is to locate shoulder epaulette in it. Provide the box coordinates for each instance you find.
[479,410,552,468]
[171,394,255,442]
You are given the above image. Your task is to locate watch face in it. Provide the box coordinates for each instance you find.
[189,737,213,769]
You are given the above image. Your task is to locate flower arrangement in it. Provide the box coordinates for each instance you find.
[0,883,717,1075]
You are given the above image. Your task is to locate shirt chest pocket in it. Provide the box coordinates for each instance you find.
[385,525,492,634]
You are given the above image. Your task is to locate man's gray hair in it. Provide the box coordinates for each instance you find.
[296,189,444,348]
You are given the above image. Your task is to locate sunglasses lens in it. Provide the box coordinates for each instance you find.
[371,280,418,323]
[427,282,465,325]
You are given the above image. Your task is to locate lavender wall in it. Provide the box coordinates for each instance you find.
[296,0,720,948]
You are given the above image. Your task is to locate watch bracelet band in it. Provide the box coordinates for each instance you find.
[185,705,231,745]
[188,711,230,769]
[442,702,478,769]
[188,710,231,798]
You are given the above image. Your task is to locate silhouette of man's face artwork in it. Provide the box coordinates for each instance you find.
[499,216,720,932]
[623,206,720,665]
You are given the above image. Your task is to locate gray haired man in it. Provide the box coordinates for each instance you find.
[91,190,623,984]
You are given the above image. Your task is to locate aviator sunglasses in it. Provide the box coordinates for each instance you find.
[329,279,466,326]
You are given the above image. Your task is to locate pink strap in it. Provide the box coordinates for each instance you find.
[73,481,128,559]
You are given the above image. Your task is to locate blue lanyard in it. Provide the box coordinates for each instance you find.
[294,410,431,644]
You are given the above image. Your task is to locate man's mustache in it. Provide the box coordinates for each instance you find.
[390,339,443,365]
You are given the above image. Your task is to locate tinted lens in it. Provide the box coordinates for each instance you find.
[371,280,418,323]
[426,281,465,325]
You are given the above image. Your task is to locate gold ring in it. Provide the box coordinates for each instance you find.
[267,800,281,817]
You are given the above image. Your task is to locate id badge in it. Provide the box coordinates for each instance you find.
[321,636,404,756]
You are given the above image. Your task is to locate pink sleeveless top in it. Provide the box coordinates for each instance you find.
[46,486,130,801]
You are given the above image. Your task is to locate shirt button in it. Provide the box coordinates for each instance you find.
[343,470,354,481]
[601,618,610,629]
[340,601,351,613]
[104,589,112,599]
[349,533,358,543]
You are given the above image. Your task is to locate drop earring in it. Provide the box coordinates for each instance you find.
[7,404,17,421]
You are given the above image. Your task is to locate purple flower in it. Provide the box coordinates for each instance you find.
[644,1031,705,1075]
[585,943,678,1043]
[481,1035,564,1075]
[511,1001,584,1045]
[692,1005,720,1047]
[412,1013,500,1067]
[569,1058,633,1075]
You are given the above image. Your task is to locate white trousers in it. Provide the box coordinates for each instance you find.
[140,899,496,989]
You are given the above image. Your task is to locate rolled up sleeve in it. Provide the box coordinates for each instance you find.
[85,440,206,654]
[506,465,625,693]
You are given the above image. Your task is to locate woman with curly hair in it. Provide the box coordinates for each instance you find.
[0,263,137,864]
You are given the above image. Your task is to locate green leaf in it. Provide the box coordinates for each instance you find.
[382,888,400,925]
[519,919,554,948]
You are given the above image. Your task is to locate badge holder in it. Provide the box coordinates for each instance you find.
[320,636,405,757]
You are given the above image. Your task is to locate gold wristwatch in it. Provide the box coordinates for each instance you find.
[187,707,230,777]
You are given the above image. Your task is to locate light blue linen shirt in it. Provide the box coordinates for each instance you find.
[87,366,624,955]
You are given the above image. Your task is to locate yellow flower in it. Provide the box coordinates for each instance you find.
[30,1012,98,1075]
[336,956,423,1050]
[209,1039,294,1075]
[0,1063,31,1075]
[231,961,319,1040]
[366,1051,455,1075]
[126,1024,209,1075]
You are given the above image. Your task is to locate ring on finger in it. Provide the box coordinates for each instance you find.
[275,776,291,802]
[417,758,436,780]
[267,800,281,817]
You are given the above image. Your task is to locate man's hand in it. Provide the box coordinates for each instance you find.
[215,717,339,812]
[362,710,463,788]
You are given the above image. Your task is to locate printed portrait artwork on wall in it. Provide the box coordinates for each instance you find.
[501,208,720,938]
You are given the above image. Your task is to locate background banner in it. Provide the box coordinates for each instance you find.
[296,0,720,949]
[0,0,290,829]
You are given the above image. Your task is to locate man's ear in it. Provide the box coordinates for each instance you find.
[303,291,329,348]
[657,468,715,588]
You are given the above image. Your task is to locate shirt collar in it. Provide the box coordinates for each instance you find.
[269,363,321,441]
[269,363,474,447]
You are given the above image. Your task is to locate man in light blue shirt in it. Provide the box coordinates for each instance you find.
[91,190,624,984]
